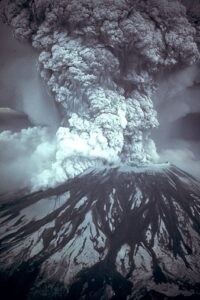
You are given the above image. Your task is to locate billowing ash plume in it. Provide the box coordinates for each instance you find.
[0,0,200,191]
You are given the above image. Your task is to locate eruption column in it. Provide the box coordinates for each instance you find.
[0,0,199,190]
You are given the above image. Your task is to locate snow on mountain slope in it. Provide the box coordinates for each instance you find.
[0,163,200,299]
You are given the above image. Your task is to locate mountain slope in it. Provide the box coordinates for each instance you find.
[0,163,200,299]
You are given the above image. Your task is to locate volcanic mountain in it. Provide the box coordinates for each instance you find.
[0,163,200,300]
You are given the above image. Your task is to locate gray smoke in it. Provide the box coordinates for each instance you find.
[0,0,200,192]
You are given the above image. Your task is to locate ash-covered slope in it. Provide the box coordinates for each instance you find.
[0,164,200,300]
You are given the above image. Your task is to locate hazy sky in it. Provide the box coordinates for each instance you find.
[152,65,200,178]
[0,22,59,129]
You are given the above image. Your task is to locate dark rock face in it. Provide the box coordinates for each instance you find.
[0,164,200,299]
[0,108,32,132]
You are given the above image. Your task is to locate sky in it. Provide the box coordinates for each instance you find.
[0,21,59,130]
[152,65,200,178]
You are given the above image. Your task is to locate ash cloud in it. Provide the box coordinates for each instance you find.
[0,0,200,192]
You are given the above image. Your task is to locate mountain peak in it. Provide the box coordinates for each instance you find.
[0,164,200,299]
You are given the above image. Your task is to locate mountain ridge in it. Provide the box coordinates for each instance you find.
[0,163,200,299]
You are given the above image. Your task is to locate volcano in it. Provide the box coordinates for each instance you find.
[0,163,200,300]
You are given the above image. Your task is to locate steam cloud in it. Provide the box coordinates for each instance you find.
[0,0,200,192]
